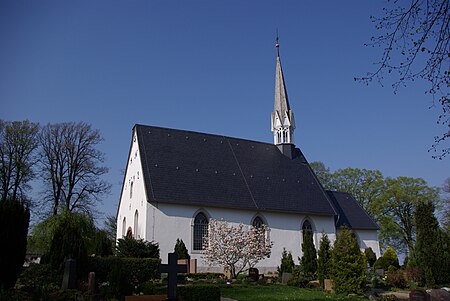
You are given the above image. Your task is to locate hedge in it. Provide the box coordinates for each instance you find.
[178,284,221,301]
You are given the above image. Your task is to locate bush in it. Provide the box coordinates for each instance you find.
[386,270,406,288]
[365,247,377,267]
[277,248,295,278]
[175,238,190,260]
[299,230,317,279]
[0,199,30,289]
[116,236,160,258]
[317,234,332,288]
[178,284,220,301]
[404,267,423,287]
[16,263,61,289]
[374,248,399,270]
[287,266,309,288]
[187,273,224,280]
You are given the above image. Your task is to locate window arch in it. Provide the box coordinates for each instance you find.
[130,181,133,199]
[252,216,265,228]
[122,217,126,237]
[134,210,139,239]
[193,212,209,251]
[126,227,133,238]
[302,219,313,239]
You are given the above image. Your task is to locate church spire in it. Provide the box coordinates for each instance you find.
[271,37,295,146]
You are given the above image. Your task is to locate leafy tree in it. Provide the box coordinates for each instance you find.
[309,161,333,189]
[372,176,440,254]
[415,201,450,285]
[174,238,189,260]
[357,0,449,158]
[94,229,114,257]
[374,247,400,270]
[39,122,111,216]
[202,219,272,278]
[0,199,30,289]
[27,215,59,256]
[364,247,377,267]
[442,178,450,233]
[116,236,160,258]
[317,233,332,287]
[0,120,39,203]
[277,248,295,277]
[299,230,317,280]
[331,227,366,295]
[328,167,385,215]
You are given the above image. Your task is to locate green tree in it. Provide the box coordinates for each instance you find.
[442,178,450,234]
[415,201,450,285]
[116,237,160,258]
[0,199,30,289]
[373,176,440,254]
[317,233,332,287]
[277,248,295,277]
[332,227,366,295]
[374,247,399,270]
[39,122,111,216]
[174,238,189,260]
[299,230,317,280]
[329,167,385,215]
[309,161,333,190]
[364,247,377,267]
[0,120,39,203]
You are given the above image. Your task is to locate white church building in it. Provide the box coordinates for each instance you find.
[116,42,380,272]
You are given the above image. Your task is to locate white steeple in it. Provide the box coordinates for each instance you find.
[271,38,296,145]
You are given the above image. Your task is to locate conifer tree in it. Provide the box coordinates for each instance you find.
[277,248,295,277]
[332,227,366,295]
[300,230,317,279]
[364,247,377,267]
[174,238,190,260]
[317,233,332,287]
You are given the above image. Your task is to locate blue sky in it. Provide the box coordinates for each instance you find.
[1,0,448,223]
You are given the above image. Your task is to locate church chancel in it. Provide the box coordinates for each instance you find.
[116,41,380,272]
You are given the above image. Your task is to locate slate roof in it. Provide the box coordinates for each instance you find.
[326,191,379,230]
[135,124,337,216]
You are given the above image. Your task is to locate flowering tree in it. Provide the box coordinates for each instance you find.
[202,219,272,278]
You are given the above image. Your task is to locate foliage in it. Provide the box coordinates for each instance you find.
[403,267,424,287]
[16,263,61,290]
[94,229,114,257]
[317,234,332,287]
[357,0,449,158]
[309,161,333,190]
[415,201,450,285]
[27,215,59,256]
[116,236,160,258]
[364,247,377,267]
[287,267,309,288]
[0,120,39,203]
[0,199,30,289]
[175,238,190,260]
[277,248,295,277]
[299,230,317,280]
[39,122,111,216]
[331,227,366,295]
[386,269,406,288]
[374,248,399,270]
[203,219,272,278]
[187,273,225,280]
[178,284,221,301]
[373,176,440,254]
[103,214,117,242]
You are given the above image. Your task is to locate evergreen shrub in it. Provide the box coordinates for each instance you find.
[116,236,160,258]
[374,248,399,270]
[386,270,406,288]
[364,247,377,267]
[277,248,295,277]
[174,238,190,259]
[187,273,224,280]
[317,234,332,287]
[0,199,30,289]
[299,230,317,280]
[178,284,220,301]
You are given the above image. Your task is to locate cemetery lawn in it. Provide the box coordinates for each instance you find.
[220,285,367,301]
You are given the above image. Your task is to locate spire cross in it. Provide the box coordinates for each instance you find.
[275,29,280,56]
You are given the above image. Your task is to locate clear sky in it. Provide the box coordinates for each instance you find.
[1,0,448,223]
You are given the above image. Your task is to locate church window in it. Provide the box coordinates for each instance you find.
[134,210,139,239]
[122,217,126,237]
[193,212,208,251]
[126,227,133,238]
[130,181,133,199]
[302,219,313,239]
[252,216,264,228]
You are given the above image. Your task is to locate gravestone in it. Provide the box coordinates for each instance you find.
[159,252,187,301]
[248,268,259,281]
[410,289,431,301]
[429,289,450,301]
[281,272,292,284]
[61,258,77,290]
[88,272,95,295]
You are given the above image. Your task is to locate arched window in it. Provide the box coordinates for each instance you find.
[193,212,208,250]
[134,210,139,239]
[252,216,264,228]
[126,227,133,238]
[302,219,312,239]
[130,181,133,199]
[122,217,126,237]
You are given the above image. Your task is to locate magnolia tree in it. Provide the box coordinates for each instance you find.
[202,219,272,278]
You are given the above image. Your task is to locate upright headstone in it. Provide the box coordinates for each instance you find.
[88,272,96,295]
[61,258,77,290]
[248,268,259,281]
[159,253,188,301]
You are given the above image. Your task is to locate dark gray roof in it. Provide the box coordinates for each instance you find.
[135,124,336,215]
[326,191,379,230]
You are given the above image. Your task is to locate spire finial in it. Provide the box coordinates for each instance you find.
[275,29,280,56]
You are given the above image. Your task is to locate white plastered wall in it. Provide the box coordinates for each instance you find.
[353,229,381,258]
[145,202,337,273]
[116,130,148,241]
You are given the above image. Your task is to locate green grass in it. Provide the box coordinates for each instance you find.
[220,284,367,301]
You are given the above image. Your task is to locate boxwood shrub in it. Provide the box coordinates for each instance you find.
[178,284,221,301]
